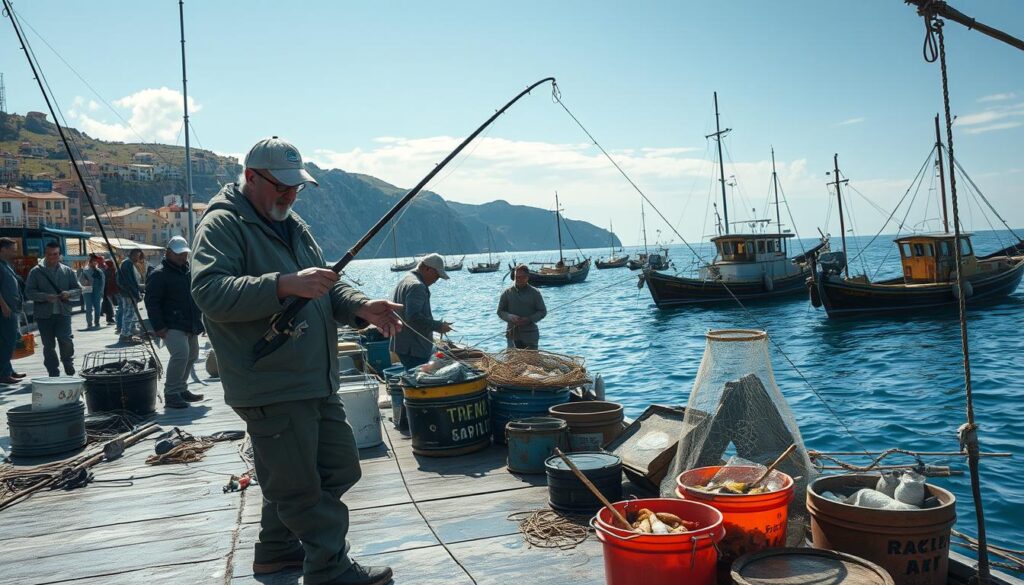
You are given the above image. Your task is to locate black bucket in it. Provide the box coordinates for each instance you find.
[544,451,622,513]
[403,373,490,457]
[83,368,158,415]
[6,402,86,457]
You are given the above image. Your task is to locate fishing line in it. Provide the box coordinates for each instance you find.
[552,94,870,453]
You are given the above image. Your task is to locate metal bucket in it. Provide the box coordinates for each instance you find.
[548,400,624,451]
[489,385,571,444]
[506,417,568,474]
[6,402,86,457]
[403,373,490,457]
[544,451,622,513]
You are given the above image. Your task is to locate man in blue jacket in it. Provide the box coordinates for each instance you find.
[145,236,204,409]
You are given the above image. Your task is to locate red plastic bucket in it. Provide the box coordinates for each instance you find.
[675,465,794,564]
[593,497,725,585]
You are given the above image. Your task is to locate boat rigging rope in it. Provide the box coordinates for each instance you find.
[925,13,992,580]
[551,93,872,454]
[507,509,591,549]
[948,154,1024,244]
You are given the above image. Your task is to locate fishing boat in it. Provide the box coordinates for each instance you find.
[625,199,670,270]
[387,220,416,272]
[807,121,1024,318]
[443,219,465,271]
[468,227,501,273]
[595,220,629,269]
[642,94,817,307]
[511,193,590,286]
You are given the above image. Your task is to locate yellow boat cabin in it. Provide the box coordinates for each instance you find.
[895,233,976,284]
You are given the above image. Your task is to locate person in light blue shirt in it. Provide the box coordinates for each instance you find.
[78,254,105,330]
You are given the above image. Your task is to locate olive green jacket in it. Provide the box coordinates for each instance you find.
[191,184,368,407]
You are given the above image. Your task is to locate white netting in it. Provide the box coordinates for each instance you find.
[659,329,815,546]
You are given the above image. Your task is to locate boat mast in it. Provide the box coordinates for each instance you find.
[771,147,784,254]
[934,114,950,234]
[391,220,399,261]
[640,199,649,255]
[178,0,194,242]
[832,154,850,279]
[486,226,493,264]
[706,92,731,235]
[608,220,615,257]
[554,191,564,264]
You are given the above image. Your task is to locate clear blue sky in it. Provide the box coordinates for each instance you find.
[2,1,1022,245]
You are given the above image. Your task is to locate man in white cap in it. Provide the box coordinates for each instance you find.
[390,253,453,369]
[144,235,204,409]
[191,137,400,585]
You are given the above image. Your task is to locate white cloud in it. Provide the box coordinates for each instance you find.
[978,92,1017,103]
[837,117,865,126]
[67,87,198,143]
[955,102,1024,131]
[962,121,1024,135]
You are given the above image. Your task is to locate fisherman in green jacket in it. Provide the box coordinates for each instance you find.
[497,263,546,350]
[191,137,401,585]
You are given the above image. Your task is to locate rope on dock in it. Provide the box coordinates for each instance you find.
[952,529,1024,574]
[508,509,592,550]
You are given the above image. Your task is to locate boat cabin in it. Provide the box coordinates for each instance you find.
[895,233,976,284]
[711,233,794,263]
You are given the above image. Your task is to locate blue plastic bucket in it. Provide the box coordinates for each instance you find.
[506,417,568,474]
[382,365,406,381]
[362,340,392,374]
[489,385,571,445]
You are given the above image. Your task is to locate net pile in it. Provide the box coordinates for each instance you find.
[479,349,589,389]
[660,329,815,546]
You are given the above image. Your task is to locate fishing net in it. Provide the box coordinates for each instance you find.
[478,349,590,389]
[659,329,815,546]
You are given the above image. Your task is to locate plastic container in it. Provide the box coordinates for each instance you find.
[548,400,624,451]
[807,474,956,585]
[6,402,86,457]
[506,417,568,474]
[383,365,408,431]
[545,451,622,513]
[676,465,795,564]
[83,369,158,415]
[337,375,382,448]
[403,372,490,457]
[732,547,894,585]
[362,340,392,374]
[382,365,406,381]
[593,498,725,585]
[31,377,84,412]
[489,385,571,444]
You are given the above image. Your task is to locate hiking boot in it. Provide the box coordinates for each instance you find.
[11,373,26,379]
[181,390,205,402]
[64,364,76,376]
[252,547,305,575]
[165,394,191,409]
[323,562,393,585]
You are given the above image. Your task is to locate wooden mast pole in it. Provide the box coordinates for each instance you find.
[934,114,950,234]
[555,191,564,265]
[707,92,731,235]
[832,154,849,279]
[771,147,784,254]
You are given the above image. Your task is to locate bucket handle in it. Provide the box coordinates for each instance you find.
[589,516,643,540]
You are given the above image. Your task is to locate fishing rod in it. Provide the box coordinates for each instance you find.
[253,77,558,361]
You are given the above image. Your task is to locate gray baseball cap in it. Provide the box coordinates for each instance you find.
[244,136,319,187]
[419,253,449,280]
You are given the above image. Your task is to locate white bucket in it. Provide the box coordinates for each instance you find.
[337,375,382,448]
[31,377,85,412]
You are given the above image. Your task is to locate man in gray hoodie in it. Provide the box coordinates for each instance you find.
[26,241,81,377]
[191,137,400,585]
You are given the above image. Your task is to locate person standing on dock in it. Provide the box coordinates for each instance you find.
[145,236,204,409]
[78,254,105,330]
[116,248,144,343]
[26,241,81,377]
[390,253,453,369]
[0,238,26,384]
[191,137,400,585]
[497,264,547,350]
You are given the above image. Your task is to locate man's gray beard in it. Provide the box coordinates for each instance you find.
[269,204,292,222]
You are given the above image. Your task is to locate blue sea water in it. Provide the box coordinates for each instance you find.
[343,229,1024,554]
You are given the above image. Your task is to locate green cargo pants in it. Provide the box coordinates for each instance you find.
[233,393,362,584]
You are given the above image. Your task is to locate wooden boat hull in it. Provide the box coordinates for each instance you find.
[643,266,810,307]
[596,256,629,269]
[444,262,464,272]
[467,263,500,273]
[512,259,591,286]
[390,263,415,272]
[810,258,1024,318]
